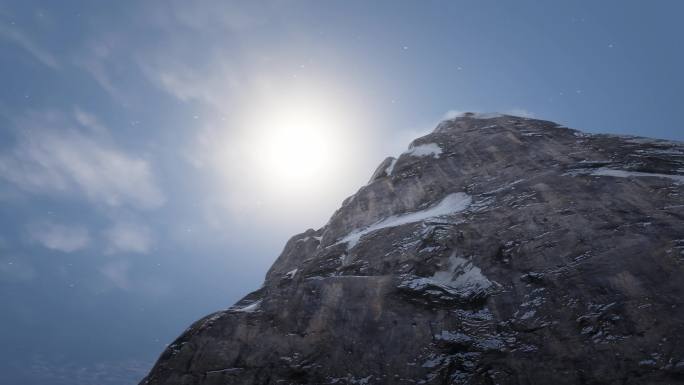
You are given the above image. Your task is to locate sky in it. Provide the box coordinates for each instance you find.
[1,1,683,384]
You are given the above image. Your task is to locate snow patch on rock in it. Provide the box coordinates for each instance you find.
[590,168,684,184]
[397,254,497,305]
[337,193,472,249]
[405,143,442,158]
[284,269,298,279]
[443,111,503,120]
[296,235,321,243]
[230,300,262,313]
[407,255,494,295]
[385,158,398,176]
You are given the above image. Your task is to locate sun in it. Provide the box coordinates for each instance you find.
[240,88,351,191]
[208,80,370,221]
[260,101,333,182]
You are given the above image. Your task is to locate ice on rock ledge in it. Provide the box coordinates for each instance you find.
[337,192,472,249]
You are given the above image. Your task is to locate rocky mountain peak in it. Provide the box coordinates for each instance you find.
[141,114,684,385]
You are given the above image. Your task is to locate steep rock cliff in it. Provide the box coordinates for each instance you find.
[141,113,684,385]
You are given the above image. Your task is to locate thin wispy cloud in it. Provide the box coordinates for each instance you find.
[104,222,153,254]
[0,110,165,210]
[442,109,535,119]
[73,108,108,135]
[98,259,131,290]
[28,221,90,253]
[74,39,132,105]
[506,108,535,118]
[0,23,59,69]
[158,0,263,32]
[72,1,264,108]
[140,58,240,109]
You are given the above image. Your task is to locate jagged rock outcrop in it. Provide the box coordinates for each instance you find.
[140,113,684,385]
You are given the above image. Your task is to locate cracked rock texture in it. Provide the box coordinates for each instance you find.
[140,113,684,385]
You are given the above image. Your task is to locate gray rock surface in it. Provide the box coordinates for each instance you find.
[140,113,684,385]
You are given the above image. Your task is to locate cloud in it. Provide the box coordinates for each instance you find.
[158,0,263,32]
[73,107,108,135]
[141,60,236,108]
[104,222,153,254]
[28,222,90,253]
[73,1,265,107]
[505,108,535,118]
[99,260,131,290]
[0,23,59,69]
[0,110,165,209]
[442,110,504,120]
[442,110,467,120]
[442,109,535,120]
[74,39,132,104]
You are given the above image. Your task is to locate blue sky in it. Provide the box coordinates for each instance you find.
[1,1,683,383]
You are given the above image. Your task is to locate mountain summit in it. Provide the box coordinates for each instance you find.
[141,114,684,385]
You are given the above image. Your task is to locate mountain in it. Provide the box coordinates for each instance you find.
[140,113,684,385]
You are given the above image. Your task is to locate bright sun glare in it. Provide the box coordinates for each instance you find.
[214,81,369,220]
[261,103,332,182]
[241,88,354,193]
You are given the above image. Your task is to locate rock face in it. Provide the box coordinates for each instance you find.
[140,113,684,385]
